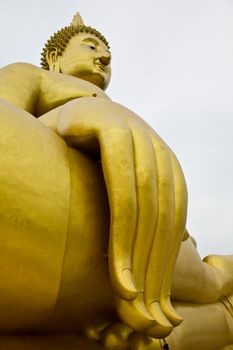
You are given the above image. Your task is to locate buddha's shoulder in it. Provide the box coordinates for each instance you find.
[0,62,41,76]
[0,62,39,70]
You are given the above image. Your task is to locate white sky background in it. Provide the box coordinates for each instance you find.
[0,0,232,257]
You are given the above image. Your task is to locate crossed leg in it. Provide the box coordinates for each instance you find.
[171,236,233,303]
[166,296,233,350]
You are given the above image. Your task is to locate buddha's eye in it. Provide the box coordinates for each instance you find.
[89,45,96,50]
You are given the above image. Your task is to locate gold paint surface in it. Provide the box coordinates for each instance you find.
[0,12,232,350]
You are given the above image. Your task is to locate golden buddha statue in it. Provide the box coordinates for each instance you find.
[0,12,232,350]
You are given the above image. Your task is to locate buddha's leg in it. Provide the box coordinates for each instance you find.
[166,297,233,350]
[172,237,233,303]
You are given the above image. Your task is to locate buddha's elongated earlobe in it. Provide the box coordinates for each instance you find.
[46,49,60,73]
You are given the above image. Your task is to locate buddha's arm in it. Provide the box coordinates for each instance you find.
[0,63,41,114]
[37,68,109,116]
[39,97,188,339]
[0,63,109,117]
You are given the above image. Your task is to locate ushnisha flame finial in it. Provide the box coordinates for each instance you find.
[71,12,84,26]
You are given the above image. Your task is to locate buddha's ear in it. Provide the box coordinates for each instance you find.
[46,48,60,73]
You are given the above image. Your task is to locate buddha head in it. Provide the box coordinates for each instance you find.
[41,13,111,90]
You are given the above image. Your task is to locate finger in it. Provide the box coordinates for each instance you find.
[144,132,175,338]
[100,122,139,300]
[160,151,187,326]
[57,98,138,300]
[117,121,157,329]
[116,294,154,332]
[130,122,157,291]
[130,119,187,328]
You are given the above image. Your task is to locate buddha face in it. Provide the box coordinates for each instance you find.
[53,32,111,90]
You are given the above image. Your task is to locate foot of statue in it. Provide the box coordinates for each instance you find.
[203,254,233,273]
[203,254,233,298]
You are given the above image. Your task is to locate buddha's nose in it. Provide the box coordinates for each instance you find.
[99,51,111,66]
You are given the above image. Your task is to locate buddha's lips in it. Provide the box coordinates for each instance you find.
[95,62,108,72]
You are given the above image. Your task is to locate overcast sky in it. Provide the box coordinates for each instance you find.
[1,0,232,257]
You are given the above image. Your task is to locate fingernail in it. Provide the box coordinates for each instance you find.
[122,268,138,293]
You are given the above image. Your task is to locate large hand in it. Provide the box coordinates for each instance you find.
[55,97,188,338]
